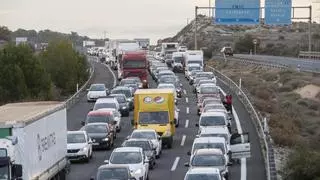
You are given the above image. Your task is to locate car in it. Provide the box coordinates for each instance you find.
[152,66,168,79]
[119,78,138,87]
[80,123,115,150]
[196,111,231,133]
[126,77,143,88]
[110,86,134,110]
[122,139,157,169]
[194,79,217,93]
[185,64,202,80]
[191,76,210,86]
[124,83,139,93]
[105,147,149,180]
[87,84,109,102]
[127,129,162,158]
[195,72,216,82]
[156,70,175,82]
[96,108,122,132]
[188,70,203,81]
[197,126,231,145]
[82,110,117,138]
[197,84,220,99]
[198,98,223,115]
[67,131,93,162]
[108,94,130,117]
[93,97,120,111]
[183,167,224,180]
[202,103,226,113]
[90,164,136,180]
[185,148,231,180]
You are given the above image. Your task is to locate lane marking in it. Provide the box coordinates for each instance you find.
[180,135,186,146]
[219,87,246,180]
[186,107,189,114]
[185,119,189,128]
[105,64,117,88]
[185,97,189,103]
[170,157,180,171]
[183,90,187,95]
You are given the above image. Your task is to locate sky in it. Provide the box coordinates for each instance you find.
[0,0,317,44]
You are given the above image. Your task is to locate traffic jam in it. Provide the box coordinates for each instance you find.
[68,41,251,180]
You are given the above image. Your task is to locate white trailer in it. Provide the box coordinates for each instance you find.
[0,101,69,180]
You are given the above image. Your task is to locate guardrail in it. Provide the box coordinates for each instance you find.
[299,51,320,59]
[64,56,95,110]
[206,64,277,180]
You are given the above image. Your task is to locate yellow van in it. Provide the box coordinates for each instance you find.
[132,89,176,148]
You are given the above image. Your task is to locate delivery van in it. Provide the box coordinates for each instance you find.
[132,89,176,148]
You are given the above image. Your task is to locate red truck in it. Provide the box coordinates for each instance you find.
[118,51,149,88]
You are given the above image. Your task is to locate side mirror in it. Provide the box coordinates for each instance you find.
[113,120,117,125]
[187,151,191,156]
[126,136,130,140]
[227,162,233,166]
[184,162,190,167]
[180,83,183,87]
[81,121,85,126]
[90,176,95,180]
[104,160,109,164]
[90,108,93,111]
[144,159,149,163]
[177,109,180,112]
[157,135,161,140]
[195,123,199,127]
[12,164,22,178]
[195,135,200,138]
[86,88,90,91]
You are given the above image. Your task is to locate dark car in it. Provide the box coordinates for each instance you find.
[81,123,114,150]
[108,94,130,117]
[122,139,156,169]
[111,86,134,110]
[91,164,136,180]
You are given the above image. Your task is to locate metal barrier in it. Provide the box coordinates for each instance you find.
[64,56,95,110]
[206,64,277,180]
[298,51,320,59]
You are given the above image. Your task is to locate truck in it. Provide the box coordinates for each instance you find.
[134,38,150,50]
[183,50,204,70]
[114,40,140,70]
[161,43,179,66]
[132,89,176,148]
[172,52,185,73]
[118,51,149,88]
[0,101,69,180]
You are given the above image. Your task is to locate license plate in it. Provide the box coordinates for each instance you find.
[67,153,77,157]
[93,143,99,145]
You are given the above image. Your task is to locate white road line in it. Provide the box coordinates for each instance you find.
[185,97,189,103]
[105,64,117,88]
[170,157,180,171]
[183,90,187,95]
[186,107,189,114]
[185,119,189,128]
[219,87,246,180]
[180,135,186,146]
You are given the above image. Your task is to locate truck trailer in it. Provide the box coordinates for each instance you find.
[0,101,69,180]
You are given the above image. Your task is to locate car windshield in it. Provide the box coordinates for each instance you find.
[191,154,225,166]
[185,174,220,180]
[90,84,105,91]
[191,70,202,76]
[200,134,228,141]
[97,168,129,180]
[197,73,213,79]
[123,60,145,68]
[193,143,226,154]
[204,105,225,111]
[120,79,137,86]
[188,66,201,71]
[110,152,142,164]
[158,84,175,89]
[94,103,117,110]
[111,89,131,98]
[159,77,176,83]
[200,116,226,126]
[111,96,126,103]
[131,132,157,139]
[188,61,202,66]
[195,78,209,85]
[67,133,86,143]
[203,100,221,107]
[127,77,142,83]
[199,86,219,94]
[124,141,152,151]
[85,125,108,134]
[199,81,215,86]
[86,115,112,124]
[139,111,169,124]
[174,56,183,63]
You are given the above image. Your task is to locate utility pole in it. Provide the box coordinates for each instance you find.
[308,5,312,56]
[195,6,198,50]
[209,0,211,17]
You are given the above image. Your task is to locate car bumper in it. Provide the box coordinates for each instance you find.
[92,141,109,149]
[67,152,87,161]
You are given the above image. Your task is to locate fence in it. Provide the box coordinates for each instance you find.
[298,51,320,59]
[206,64,277,180]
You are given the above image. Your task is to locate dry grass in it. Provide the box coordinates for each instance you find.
[207,59,320,149]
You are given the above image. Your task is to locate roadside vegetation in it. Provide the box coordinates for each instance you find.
[0,40,89,104]
[208,59,320,179]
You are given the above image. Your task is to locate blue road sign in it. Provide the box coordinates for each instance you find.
[265,0,292,25]
[215,0,260,25]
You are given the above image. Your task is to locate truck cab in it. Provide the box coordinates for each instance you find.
[118,51,148,88]
[132,89,176,148]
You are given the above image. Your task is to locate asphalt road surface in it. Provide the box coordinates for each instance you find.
[234,54,320,72]
[66,56,266,180]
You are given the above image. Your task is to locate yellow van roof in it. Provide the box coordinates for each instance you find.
[135,89,175,94]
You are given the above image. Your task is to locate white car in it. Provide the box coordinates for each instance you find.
[197,126,231,145]
[96,108,122,132]
[67,131,93,162]
[185,63,202,80]
[87,84,108,102]
[184,167,224,180]
[105,147,149,180]
[185,148,231,180]
[128,129,162,158]
[196,112,231,133]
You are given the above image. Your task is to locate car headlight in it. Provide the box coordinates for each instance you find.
[103,138,109,141]
[81,147,88,152]
[134,168,142,175]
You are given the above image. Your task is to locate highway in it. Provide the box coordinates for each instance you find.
[66,56,266,180]
[234,54,320,72]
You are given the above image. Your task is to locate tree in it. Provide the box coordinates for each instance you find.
[0,26,11,41]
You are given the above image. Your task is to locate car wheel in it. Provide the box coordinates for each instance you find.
[84,153,90,163]
[89,149,93,159]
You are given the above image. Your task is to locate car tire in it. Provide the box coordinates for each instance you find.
[84,153,90,163]
[116,127,121,133]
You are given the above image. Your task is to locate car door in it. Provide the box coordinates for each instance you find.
[230,133,251,159]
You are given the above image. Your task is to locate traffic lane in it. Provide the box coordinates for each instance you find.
[217,79,266,180]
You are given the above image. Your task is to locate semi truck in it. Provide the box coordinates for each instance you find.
[118,51,149,88]
[0,101,69,180]
[134,38,150,50]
